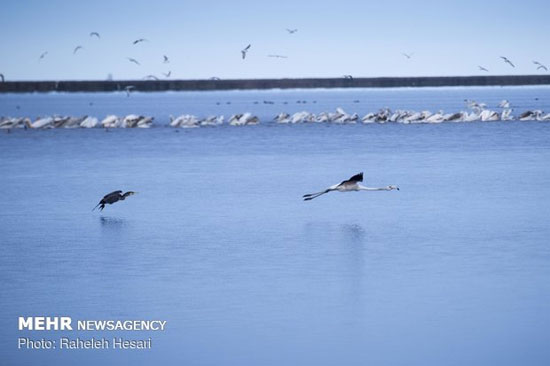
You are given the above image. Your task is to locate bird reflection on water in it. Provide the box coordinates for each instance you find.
[100,216,125,227]
[341,223,366,243]
[340,223,369,313]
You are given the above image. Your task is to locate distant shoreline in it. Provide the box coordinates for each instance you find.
[1,75,550,93]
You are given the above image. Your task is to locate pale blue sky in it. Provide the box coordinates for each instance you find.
[1,0,549,80]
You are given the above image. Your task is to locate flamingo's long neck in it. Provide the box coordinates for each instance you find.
[358,185,389,191]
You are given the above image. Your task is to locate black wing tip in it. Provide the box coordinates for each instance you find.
[350,172,363,182]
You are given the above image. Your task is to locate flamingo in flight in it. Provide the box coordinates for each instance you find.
[303,172,399,201]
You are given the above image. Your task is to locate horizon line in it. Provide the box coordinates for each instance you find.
[2,74,550,93]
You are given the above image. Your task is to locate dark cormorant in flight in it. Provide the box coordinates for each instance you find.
[92,190,136,211]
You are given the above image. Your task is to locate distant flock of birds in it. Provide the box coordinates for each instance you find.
[2,100,550,130]
[476,57,549,72]
[0,29,302,83]
[1,30,548,84]
[274,103,550,124]
[0,115,153,129]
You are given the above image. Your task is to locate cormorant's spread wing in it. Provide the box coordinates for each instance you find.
[103,190,122,199]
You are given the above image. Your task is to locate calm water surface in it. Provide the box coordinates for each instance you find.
[1,88,550,365]
[1,85,550,123]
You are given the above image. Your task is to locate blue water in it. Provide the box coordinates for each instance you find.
[1,85,550,124]
[1,88,550,366]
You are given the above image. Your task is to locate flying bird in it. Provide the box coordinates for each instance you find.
[286,28,298,34]
[127,57,140,65]
[90,32,100,38]
[268,54,288,58]
[402,52,413,59]
[73,46,83,54]
[0,73,4,82]
[92,190,136,211]
[533,60,548,71]
[39,51,48,61]
[478,65,489,72]
[163,55,169,63]
[124,85,135,97]
[163,71,171,77]
[241,44,251,59]
[500,56,515,68]
[133,38,148,45]
[144,75,159,80]
[303,173,399,201]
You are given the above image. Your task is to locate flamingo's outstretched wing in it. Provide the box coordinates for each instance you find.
[340,172,363,185]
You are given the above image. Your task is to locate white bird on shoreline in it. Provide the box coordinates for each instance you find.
[303,172,399,201]
[241,44,251,59]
